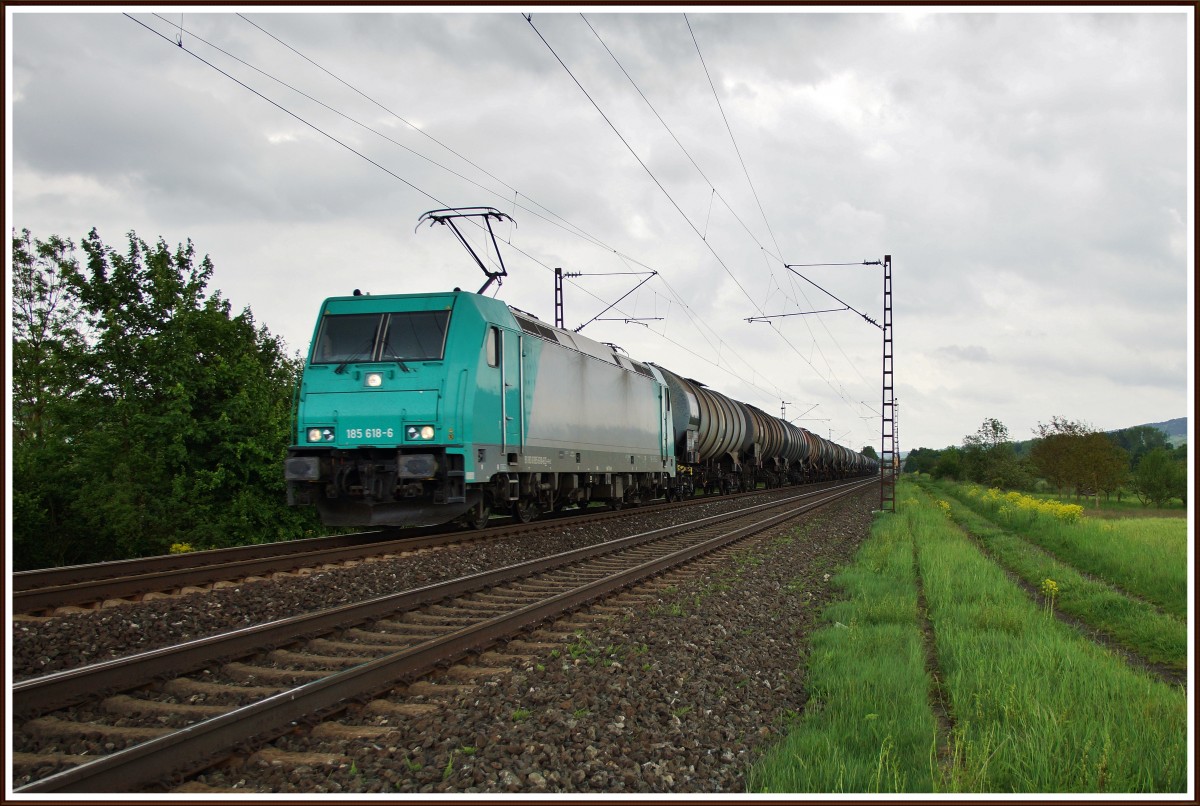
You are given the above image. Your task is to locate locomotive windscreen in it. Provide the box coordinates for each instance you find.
[313,311,451,364]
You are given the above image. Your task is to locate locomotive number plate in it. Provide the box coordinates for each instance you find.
[345,427,394,440]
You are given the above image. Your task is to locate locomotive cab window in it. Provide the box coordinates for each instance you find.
[314,311,451,364]
[379,311,450,361]
[314,314,382,364]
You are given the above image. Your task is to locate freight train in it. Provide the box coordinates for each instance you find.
[285,289,878,529]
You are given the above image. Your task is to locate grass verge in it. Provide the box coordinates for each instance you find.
[750,479,1188,793]
[749,499,936,792]
[914,484,1187,791]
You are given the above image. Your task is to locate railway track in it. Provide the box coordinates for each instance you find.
[12,483,839,616]
[12,478,874,793]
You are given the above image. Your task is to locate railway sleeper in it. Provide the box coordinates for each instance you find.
[305,638,415,656]
[309,723,400,741]
[267,649,370,669]
[362,700,442,718]
[161,677,283,701]
[247,747,348,768]
[401,681,475,698]
[22,715,171,743]
[341,628,416,644]
[221,661,329,685]
[101,694,232,721]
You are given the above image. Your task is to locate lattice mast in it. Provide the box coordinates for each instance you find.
[880,255,896,512]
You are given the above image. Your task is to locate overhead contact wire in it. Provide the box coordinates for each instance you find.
[125,15,452,211]
[524,13,762,316]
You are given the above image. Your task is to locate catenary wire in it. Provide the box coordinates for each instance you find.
[127,13,866,440]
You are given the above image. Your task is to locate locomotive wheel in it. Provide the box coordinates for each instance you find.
[512,499,539,524]
[462,501,491,530]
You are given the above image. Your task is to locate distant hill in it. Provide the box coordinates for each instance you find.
[908,418,1187,458]
[1014,418,1188,453]
[1127,417,1187,445]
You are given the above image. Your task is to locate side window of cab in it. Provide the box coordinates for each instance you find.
[485,326,500,368]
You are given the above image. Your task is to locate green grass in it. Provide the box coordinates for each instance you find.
[750,501,937,792]
[936,481,1188,618]
[750,479,1188,793]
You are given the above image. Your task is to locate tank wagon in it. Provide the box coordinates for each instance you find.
[285,290,878,528]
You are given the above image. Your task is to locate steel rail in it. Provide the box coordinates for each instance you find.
[10,529,397,590]
[13,480,867,719]
[13,482,837,613]
[17,478,873,793]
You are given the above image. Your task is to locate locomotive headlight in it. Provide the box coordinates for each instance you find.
[405,424,436,441]
[365,372,383,388]
[306,427,335,443]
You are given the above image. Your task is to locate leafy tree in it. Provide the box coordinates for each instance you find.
[1169,443,1187,506]
[931,446,963,481]
[11,230,91,567]
[1030,416,1088,495]
[1108,425,1170,470]
[903,447,941,475]
[1030,417,1128,505]
[860,445,879,460]
[11,228,319,569]
[11,229,87,444]
[962,417,1027,488]
[1132,448,1182,508]
[1076,431,1130,507]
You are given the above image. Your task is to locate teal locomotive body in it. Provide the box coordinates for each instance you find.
[285,290,675,528]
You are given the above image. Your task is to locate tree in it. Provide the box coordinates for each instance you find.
[1030,416,1089,495]
[11,228,320,569]
[931,447,963,481]
[1132,448,1182,508]
[860,445,879,460]
[11,229,88,443]
[1108,425,1170,470]
[903,447,942,475]
[1030,417,1129,506]
[962,417,1027,488]
[1076,431,1130,508]
[11,229,91,567]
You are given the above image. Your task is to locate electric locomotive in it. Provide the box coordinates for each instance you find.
[285,290,677,528]
[285,287,878,529]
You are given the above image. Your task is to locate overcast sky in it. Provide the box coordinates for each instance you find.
[7,7,1193,454]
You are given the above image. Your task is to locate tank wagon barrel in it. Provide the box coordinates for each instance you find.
[652,365,750,467]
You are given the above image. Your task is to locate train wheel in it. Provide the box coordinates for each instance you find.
[512,499,538,524]
[462,501,492,530]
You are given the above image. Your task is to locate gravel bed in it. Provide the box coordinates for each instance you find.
[189,487,877,794]
[11,488,826,680]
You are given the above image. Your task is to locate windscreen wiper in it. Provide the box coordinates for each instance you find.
[334,337,376,374]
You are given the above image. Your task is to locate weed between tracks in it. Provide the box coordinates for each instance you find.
[749,478,1188,794]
